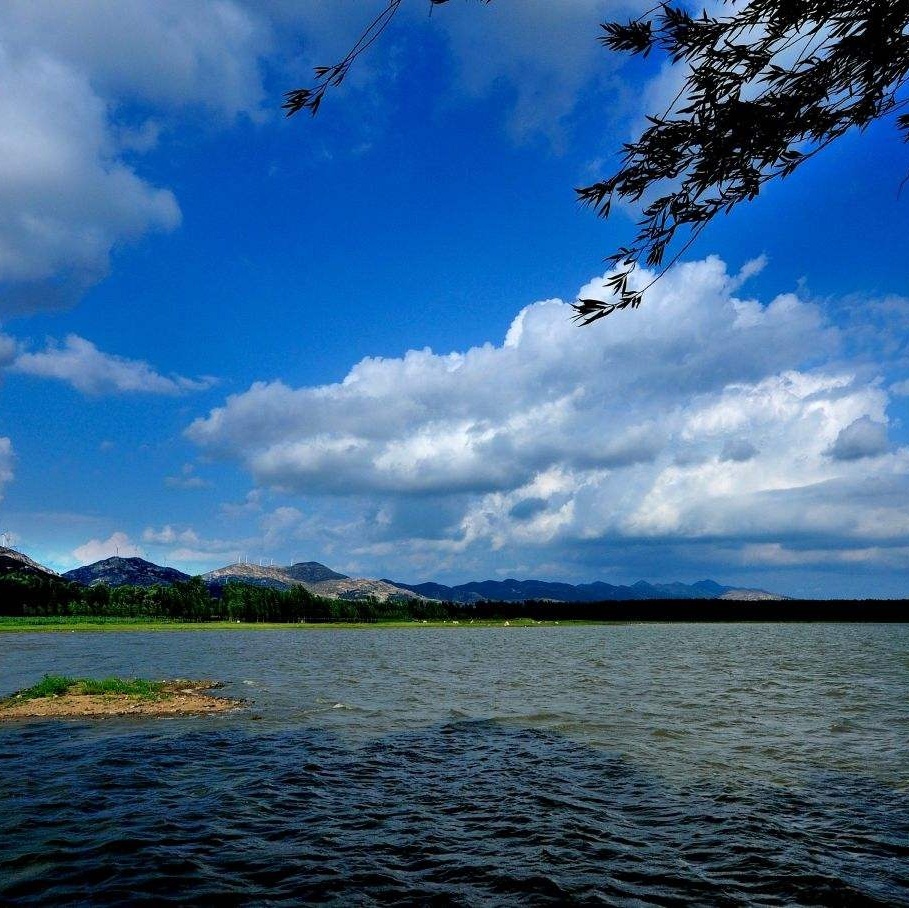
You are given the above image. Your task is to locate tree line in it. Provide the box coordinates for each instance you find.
[1,571,903,623]
[0,572,452,623]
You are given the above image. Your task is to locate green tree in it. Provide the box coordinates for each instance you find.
[285,1,909,321]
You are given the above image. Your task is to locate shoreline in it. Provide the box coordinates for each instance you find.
[0,618,580,633]
[1,615,906,633]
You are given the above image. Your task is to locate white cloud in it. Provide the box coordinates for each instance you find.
[186,257,909,579]
[72,531,142,564]
[11,334,215,395]
[142,525,200,546]
[0,43,180,311]
[0,1,660,311]
[141,523,262,572]
[0,1,269,116]
[0,0,272,311]
[0,437,14,497]
[740,542,909,569]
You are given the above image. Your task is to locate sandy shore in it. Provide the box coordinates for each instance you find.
[0,680,244,719]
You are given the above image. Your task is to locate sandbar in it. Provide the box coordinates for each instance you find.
[0,679,244,720]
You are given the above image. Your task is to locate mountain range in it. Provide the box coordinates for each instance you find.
[2,545,784,602]
[385,577,782,603]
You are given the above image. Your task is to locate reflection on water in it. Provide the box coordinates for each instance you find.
[1,624,907,904]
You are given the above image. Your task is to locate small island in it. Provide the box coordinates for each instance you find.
[0,675,244,720]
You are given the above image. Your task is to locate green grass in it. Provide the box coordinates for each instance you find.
[0,616,602,633]
[9,674,165,702]
[0,616,200,633]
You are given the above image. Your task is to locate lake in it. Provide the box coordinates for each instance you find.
[1,624,907,904]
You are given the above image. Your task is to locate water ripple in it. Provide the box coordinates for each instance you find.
[1,624,907,904]
[0,720,905,905]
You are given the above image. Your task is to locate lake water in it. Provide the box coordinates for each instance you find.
[1,624,907,905]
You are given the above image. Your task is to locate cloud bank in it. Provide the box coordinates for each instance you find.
[187,257,909,584]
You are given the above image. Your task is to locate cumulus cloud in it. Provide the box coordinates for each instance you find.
[0,0,269,116]
[826,416,890,462]
[11,334,215,395]
[188,257,833,491]
[72,531,142,564]
[0,1,661,310]
[0,42,180,312]
[142,525,200,546]
[185,256,909,581]
[0,0,271,311]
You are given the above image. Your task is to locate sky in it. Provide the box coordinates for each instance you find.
[1,0,908,598]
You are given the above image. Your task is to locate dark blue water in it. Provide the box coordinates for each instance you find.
[1,624,907,905]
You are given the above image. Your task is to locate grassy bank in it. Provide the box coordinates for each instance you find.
[7,674,165,701]
[1,674,241,719]
[0,616,561,633]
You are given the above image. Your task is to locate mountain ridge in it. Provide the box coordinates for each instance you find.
[2,544,785,601]
[202,562,418,602]
[64,557,191,588]
[0,546,60,582]
[386,576,784,603]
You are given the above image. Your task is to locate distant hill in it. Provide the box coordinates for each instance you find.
[203,561,418,602]
[388,576,783,603]
[0,546,60,582]
[64,557,190,588]
[203,563,299,591]
[306,577,421,602]
[36,545,782,603]
[284,562,349,583]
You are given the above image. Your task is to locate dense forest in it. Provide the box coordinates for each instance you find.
[0,573,451,623]
[0,572,905,623]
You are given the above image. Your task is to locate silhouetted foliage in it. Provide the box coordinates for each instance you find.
[285,1,909,322]
[0,574,904,622]
[283,1,488,118]
[574,0,909,322]
[0,573,909,625]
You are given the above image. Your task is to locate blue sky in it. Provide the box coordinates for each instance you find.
[1,0,908,598]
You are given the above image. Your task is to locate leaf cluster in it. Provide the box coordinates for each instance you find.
[574,0,909,322]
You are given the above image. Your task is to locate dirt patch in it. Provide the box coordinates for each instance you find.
[0,680,245,720]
